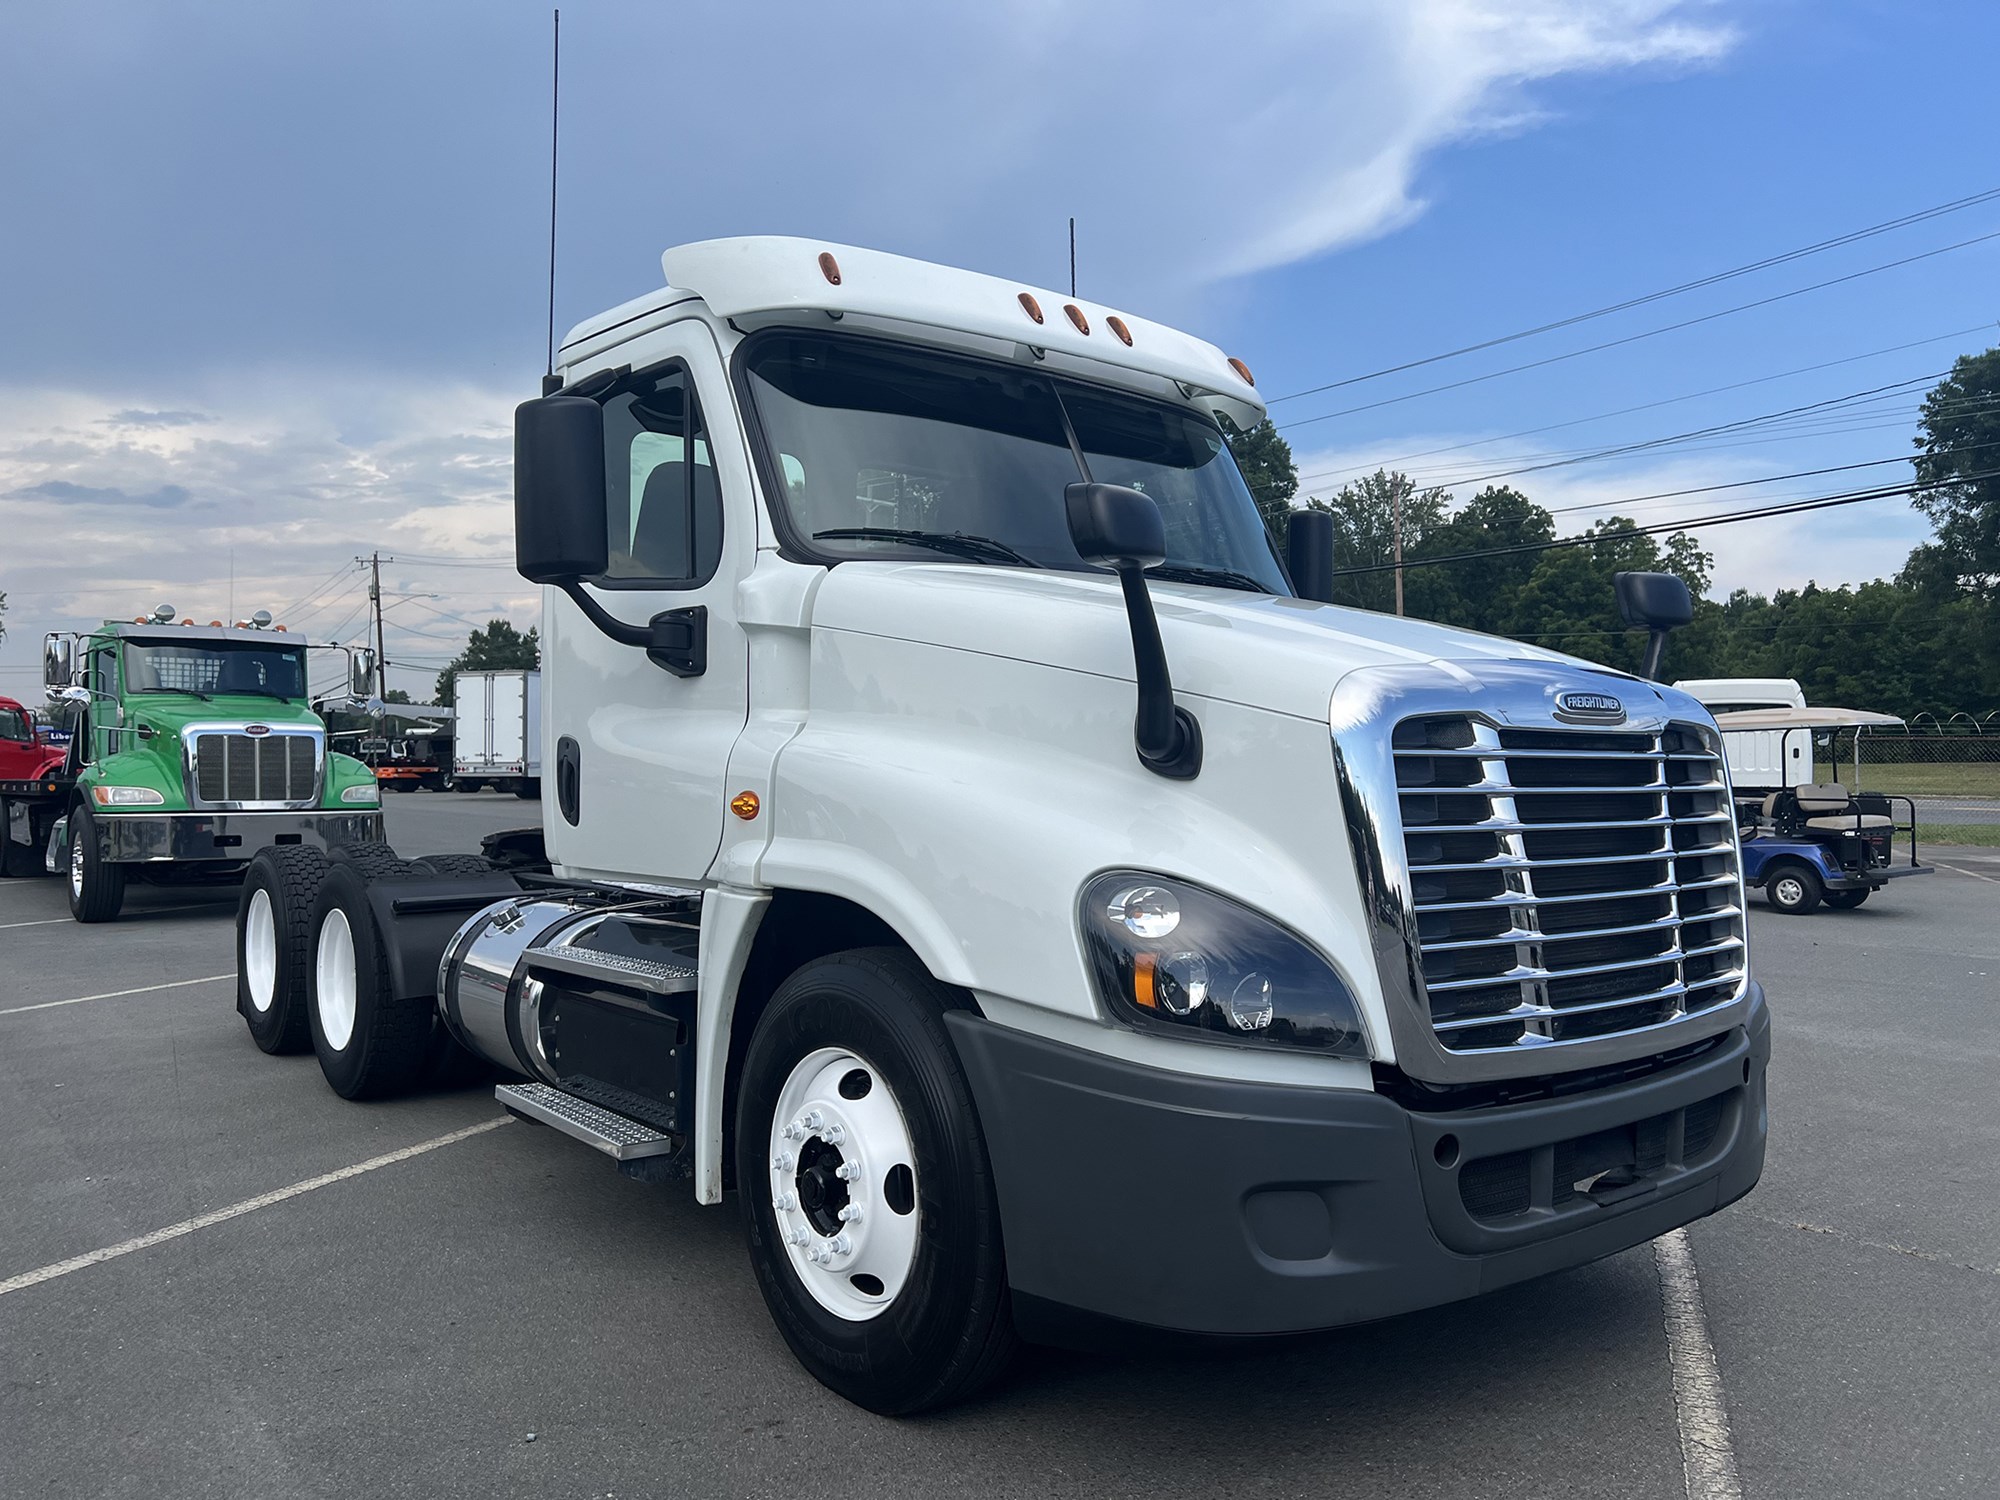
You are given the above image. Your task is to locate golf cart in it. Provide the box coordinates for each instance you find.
[1714,706,1932,914]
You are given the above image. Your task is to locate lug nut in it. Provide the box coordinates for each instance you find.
[838,1205,862,1224]
[803,1110,824,1130]
[835,1162,860,1182]
[772,1152,792,1171]
[823,1123,846,1145]
[830,1234,853,1256]
[788,1228,811,1248]
[777,1193,797,1212]
[783,1122,804,1141]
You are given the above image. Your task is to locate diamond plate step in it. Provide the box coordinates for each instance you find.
[524,945,699,995]
[496,1082,678,1160]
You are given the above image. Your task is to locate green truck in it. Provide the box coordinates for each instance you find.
[41,608,385,922]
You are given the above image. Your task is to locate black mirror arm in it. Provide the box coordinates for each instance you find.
[1114,566,1203,780]
[1639,629,1671,683]
[556,582,708,678]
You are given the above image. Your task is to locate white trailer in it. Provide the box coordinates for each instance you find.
[451,669,542,798]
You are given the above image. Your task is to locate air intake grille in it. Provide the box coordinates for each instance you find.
[192,733,318,805]
[1395,717,1745,1055]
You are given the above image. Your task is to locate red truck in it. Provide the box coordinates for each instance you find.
[0,694,71,877]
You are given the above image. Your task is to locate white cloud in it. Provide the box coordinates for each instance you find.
[0,377,534,699]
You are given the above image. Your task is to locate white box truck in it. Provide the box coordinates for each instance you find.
[451,669,541,797]
[231,237,1768,1414]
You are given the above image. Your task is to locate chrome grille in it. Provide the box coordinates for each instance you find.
[192,732,319,805]
[1394,717,1745,1055]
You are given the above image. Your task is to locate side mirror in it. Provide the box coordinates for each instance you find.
[42,634,75,691]
[1613,571,1694,682]
[1064,483,1200,780]
[515,395,609,584]
[350,648,377,697]
[1286,510,1336,604]
[1065,481,1166,568]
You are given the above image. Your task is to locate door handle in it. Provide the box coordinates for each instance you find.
[646,606,707,678]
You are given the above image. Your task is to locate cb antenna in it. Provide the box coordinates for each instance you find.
[1068,216,1076,297]
[543,9,562,396]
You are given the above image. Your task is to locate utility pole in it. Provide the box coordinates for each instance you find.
[365,552,391,697]
[1392,484,1408,620]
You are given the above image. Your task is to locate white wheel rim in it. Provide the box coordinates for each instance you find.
[768,1047,919,1322]
[1776,876,1804,906]
[244,888,279,1013]
[315,909,358,1051]
[69,833,84,897]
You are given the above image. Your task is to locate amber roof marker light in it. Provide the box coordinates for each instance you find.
[1228,357,1256,387]
[1064,303,1090,335]
[1105,315,1133,347]
[1017,291,1044,324]
[817,251,842,286]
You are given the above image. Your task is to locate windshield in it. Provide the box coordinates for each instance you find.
[742,333,1290,593]
[124,641,307,699]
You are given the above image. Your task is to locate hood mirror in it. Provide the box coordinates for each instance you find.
[1614,571,1694,682]
[1065,483,1201,780]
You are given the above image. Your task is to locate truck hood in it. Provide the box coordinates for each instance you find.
[810,563,1607,722]
[121,697,325,737]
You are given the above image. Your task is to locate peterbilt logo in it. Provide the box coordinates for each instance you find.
[1555,691,1625,723]
[245,724,271,736]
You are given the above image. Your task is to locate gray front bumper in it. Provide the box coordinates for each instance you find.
[94,810,384,863]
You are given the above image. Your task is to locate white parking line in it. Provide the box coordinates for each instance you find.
[0,973,234,1017]
[0,903,222,931]
[0,1118,511,1299]
[1934,861,2000,885]
[1655,1228,1743,1500]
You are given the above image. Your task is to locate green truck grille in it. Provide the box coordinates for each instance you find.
[192,733,318,805]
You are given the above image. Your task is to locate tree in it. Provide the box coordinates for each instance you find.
[1913,346,2000,594]
[1312,470,1450,614]
[435,620,541,705]
[0,587,7,644]
[1222,419,1299,546]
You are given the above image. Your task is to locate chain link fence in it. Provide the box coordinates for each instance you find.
[1842,724,2000,846]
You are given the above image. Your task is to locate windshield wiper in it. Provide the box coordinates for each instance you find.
[220,687,294,701]
[813,527,1043,568]
[1146,564,1274,594]
[141,687,213,701]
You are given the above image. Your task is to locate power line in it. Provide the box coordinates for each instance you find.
[1324,469,2000,579]
[1276,227,2000,433]
[1285,324,1998,489]
[1267,186,2000,403]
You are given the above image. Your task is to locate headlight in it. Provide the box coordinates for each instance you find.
[340,784,381,805]
[91,785,164,806]
[1080,872,1369,1055]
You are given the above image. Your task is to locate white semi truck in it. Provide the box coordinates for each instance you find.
[234,238,1768,1414]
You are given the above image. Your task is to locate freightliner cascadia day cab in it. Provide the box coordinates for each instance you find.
[39,612,384,922]
[233,238,1769,1414]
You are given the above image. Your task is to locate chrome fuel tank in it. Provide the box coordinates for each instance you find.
[437,896,601,1082]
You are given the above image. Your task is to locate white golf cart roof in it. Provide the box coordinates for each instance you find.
[1712,706,1905,730]
[561,236,1268,430]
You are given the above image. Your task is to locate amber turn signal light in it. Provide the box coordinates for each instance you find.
[730,791,761,820]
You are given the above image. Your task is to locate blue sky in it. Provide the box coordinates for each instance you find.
[3,0,1997,696]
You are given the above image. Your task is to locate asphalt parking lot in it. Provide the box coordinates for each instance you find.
[3,800,1997,1500]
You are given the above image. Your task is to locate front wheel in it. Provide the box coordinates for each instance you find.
[1824,888,1870,910]
[736,949,1016,1415]
[67,807,126,922]
[1765,862,1824,915]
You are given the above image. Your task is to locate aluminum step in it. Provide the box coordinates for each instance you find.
[495,1082,678,1160]
[523,945,699,996]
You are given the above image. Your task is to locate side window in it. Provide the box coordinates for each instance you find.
[598,365,724,589]
[0,707,28,741]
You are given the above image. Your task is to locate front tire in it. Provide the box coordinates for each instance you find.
[736,948,1016,1415]
[1765,861,1824,915]
[67,807,126,922]
[307,865,436,1099]
[236,845,331,1053]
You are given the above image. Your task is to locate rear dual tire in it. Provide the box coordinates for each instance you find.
[236,845,332,1053]
[307,864,439,1100]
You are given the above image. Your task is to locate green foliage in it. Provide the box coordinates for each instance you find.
[434,620,541,705]
[0,588,7,643]
[1222,419,1299,545]
[1913,345,2000,593]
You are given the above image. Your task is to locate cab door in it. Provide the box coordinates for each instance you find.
[543,322,753,885]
